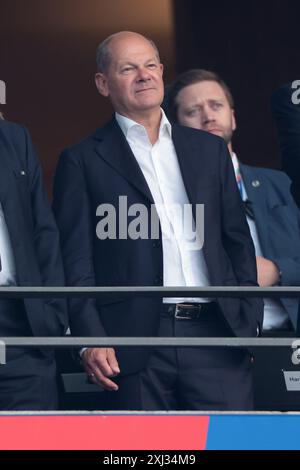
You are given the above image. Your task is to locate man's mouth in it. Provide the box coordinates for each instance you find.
[206,128,221,133]
[136,88,154,93]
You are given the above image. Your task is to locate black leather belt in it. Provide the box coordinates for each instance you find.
[162,302,216,320]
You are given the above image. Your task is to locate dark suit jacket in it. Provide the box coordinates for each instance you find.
[271,82,300,207]
[241,163,300,331]
[0,120,67,341]
[53,118,263,375]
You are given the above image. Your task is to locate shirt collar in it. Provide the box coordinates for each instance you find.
[115,108,172,140]
[231,152,240,176]
[231,152,249,201]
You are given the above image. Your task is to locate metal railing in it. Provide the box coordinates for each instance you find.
[0,286,299,348]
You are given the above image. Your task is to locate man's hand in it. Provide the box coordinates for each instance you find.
[82,347,120,391]
[256,256,280,287]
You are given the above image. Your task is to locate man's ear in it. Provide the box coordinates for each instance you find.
[95,73,109,97]
[231,108,237,131]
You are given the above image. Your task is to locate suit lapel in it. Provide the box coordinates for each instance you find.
[172,125,212,263]
[172,125,201,207]
[94,118,154,204]
[240,164,269,252]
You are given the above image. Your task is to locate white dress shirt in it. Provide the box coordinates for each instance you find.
[0,202,17,286]
[231,153,290,330]
[116,110,211,304]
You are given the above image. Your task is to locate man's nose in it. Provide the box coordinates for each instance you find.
[136,67,151,81]
[202,107,215,125]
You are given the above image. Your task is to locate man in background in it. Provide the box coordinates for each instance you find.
[167,69,300,408]
[0,119,67,409]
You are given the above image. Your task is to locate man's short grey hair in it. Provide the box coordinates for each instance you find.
[96,32,160,73]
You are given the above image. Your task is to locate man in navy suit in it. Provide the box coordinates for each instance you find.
[167,70,300,409]
[271,82,300,208]
[167,68,300,335]
[0,120,67,409]
[53,32,263,410]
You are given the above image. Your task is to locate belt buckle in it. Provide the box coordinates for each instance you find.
[174,304,199,320]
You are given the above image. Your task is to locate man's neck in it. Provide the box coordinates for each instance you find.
[120,108,162,145]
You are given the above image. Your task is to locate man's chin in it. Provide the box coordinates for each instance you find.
[208,129,223,137]
[133,99,162,111]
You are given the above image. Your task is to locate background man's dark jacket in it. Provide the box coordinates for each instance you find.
[241,163,300,331]
[0,120,67,343]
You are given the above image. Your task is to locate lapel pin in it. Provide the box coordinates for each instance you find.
[20,170,26,176]
[252,179,260,188]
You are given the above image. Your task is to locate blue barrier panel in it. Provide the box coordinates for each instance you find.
[206,414,300,450]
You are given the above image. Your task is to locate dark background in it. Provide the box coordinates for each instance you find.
[173,0,300,169]
[0,0,176,194]
[0,0,299,195]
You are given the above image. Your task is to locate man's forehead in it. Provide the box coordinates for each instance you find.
[108,40,157,65]
[115,53,158,65]
[179,81,227,103]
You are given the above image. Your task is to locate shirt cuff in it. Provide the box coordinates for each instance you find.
[79,347,88,358]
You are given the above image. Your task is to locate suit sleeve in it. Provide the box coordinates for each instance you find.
[20,126,68,333]
[219,140,264,330]
[271,83,300,207]
[53,149,107,337]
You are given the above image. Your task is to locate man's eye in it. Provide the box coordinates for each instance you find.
[187,109,199,117]
[147,63,157,68]
[212,102,223,110]
[122,67,133,73]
